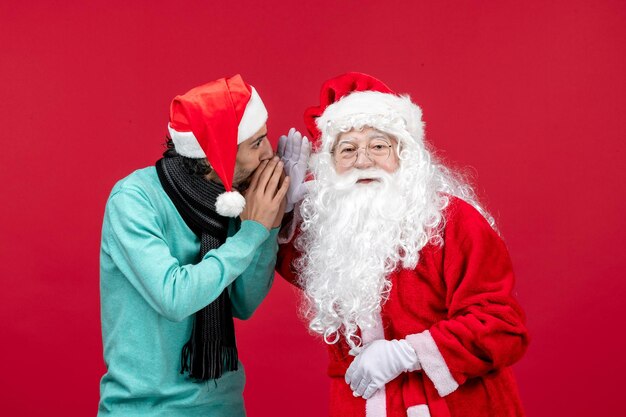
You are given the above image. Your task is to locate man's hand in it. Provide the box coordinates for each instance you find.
[240,157,290,230]
[277,128,311,212]
[272,170,288,228]
[345,339,420,400]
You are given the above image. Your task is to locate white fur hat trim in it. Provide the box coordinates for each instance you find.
[237,87,268,144]
[316,90,424,151]
[168,124,206,158]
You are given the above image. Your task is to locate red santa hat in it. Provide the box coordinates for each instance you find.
[305,72,425,153]
[304,72,394,148]
[167,74,268,217]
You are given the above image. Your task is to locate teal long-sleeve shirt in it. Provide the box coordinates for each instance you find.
[98,167,279,417]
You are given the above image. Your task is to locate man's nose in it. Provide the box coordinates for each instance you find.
[260,138,273,160]
[353,148,374,169]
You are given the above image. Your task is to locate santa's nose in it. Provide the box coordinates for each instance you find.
[353,149,375,169]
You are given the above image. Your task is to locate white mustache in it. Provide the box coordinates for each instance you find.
[332,169,392,190]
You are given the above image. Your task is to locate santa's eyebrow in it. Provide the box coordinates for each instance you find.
[336,134,391,145]
[336,139,357,145]
[366,132,392,140]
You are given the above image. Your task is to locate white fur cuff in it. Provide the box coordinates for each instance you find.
[405,330,459,397]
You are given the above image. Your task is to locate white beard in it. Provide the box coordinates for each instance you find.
[296,167,413,349]
[295,131,494,350]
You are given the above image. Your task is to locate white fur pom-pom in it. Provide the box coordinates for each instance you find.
[215,191,246,217]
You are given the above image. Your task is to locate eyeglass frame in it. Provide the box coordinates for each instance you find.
[329,137,395,168]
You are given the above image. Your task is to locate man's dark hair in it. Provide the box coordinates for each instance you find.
[163,137,212,177]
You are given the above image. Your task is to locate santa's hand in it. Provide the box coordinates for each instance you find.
[345,339,420,400]
[277,127,311,212]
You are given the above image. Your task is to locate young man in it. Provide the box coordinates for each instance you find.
[98,75,289,416]
[277,73,529,417]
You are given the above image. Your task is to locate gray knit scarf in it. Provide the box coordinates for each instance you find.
[156,156,238,381]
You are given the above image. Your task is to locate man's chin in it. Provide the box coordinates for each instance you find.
[233,177,251,193]
[233,169,254,192]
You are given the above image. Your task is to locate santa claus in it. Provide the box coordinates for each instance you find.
[276,73,529,417]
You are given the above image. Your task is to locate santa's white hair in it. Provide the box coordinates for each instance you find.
[295,91,495,349]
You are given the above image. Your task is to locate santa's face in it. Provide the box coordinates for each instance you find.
[332,128,400,176]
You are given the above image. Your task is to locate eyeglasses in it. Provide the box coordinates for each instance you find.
[330,139,393,168]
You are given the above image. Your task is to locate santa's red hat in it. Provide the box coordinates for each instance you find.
[304,72,393,148]
[306,72,425,153]
[168,74,267,217]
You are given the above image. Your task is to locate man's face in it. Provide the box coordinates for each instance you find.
[332,127,400,176]
[233,124,273,187]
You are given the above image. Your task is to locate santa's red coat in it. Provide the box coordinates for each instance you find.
[276,196,529,417]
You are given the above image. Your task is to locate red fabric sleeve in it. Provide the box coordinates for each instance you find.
[428,198,529,386]
[275,227,303,289]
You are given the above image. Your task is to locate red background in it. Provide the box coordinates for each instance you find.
[1,1,625,415]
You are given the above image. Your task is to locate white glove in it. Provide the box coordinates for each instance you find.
[277,127,311,212]
[345,339,420,400]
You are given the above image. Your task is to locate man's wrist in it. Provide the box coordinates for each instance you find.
[240,219,272,237]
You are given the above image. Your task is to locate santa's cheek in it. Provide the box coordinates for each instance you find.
[380,161,400,173]
[335,166,350,175]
